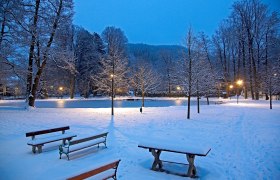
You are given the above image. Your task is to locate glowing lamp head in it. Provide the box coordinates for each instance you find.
[59,87,63,91]
[229,85,233,89]
[176,86,181,90]
[236,80,243,86]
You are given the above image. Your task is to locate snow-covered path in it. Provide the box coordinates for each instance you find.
[0,100,279,179]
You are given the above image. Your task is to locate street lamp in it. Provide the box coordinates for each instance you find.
[229,84,233,99]
[269,73,277,109]
[58,86,63,99]
[236,80,243,104]
[111,74,114,116]
[176,86,181,97]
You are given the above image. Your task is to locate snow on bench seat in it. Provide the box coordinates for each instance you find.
[61,138,105,153]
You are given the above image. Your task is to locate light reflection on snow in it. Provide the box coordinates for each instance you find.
[175,99,183,106]
[57,100,65,108]
[226,101,279,108]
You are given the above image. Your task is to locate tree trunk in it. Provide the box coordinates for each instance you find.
[111,76,114,115]
[187,29,192,120]
[206,90,210,105]
[69,75,75,99]
[232,47,236,81]
[142,91,145,107]
[197,80,200,113]
[141,79,145,107]
[28,0,63,107]
[168,77,171,96]
[187,95,191,119]
[26,0,40,105]
[247,32,255,100]
[0,7,7,46]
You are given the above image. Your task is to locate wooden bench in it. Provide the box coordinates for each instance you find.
[67,159,121,180]
[59,132,108,160]
[215,100,224,104]
[26,126,77,154]
[138,142,211,178]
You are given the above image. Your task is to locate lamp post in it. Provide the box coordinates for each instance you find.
[58,86,63,99]
[111,74,114,116]
[14,87,19,98]
[229,84,233,100]
[176,86,181,97]
[217,83,221,99]
[269,73,277,109]
[236,80,243,104]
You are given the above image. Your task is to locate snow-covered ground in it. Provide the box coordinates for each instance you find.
[0,99,280,179]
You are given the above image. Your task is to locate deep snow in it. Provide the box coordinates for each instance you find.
[0,99,279,179]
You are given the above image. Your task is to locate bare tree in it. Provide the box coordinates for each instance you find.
[131,61,159,107]
[160,50,176,95]
[179,27,196,119]
[0,0,26,90]
[22,0,73,106]
[198,32,217,104]
[92,26,128,115]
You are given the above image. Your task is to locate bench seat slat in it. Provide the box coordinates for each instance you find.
[138,142,211,156]
[88,169,115,180]
[27,133,76,146]
[63,139,106,153]
[67,159,120,180]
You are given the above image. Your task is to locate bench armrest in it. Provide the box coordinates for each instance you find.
[59,144,70,153]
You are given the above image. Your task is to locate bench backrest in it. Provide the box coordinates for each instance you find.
[69,132,108,146]
[26,126,70,137]
[67,159,121,180]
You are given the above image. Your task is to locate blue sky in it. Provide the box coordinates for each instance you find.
[73,0,280,45]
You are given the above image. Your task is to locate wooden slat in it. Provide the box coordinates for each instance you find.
[70,132,108,146]
[68,139,105,153]
[26,126,70,137]
[67,159,121,180]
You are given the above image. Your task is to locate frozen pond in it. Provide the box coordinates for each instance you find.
[0,98,208,108]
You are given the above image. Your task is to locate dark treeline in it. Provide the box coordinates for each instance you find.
[0,0,279,107]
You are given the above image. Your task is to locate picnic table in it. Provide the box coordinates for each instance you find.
[138,141,211,178]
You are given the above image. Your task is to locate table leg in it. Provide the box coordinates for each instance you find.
[150,149,162,170]
[32,146,36,153]
[186,154,196,177]
[37,145,43,153]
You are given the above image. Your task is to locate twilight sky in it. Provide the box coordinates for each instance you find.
[73,0,280,45]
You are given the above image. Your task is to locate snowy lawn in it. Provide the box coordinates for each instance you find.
[0,99,280,179]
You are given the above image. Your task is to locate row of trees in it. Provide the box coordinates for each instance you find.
[0,0,74,107]
[1,0,279,115]
[211,0,280,100]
